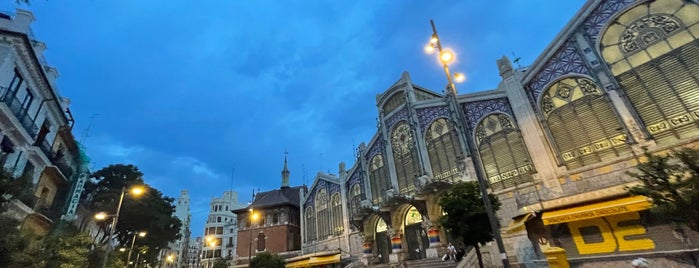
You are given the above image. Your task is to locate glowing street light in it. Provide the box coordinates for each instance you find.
[248,208,259,263]
[440,49,455,64]
[453,72,466,83]
[423,19,510,268]
[97,185,147,268]
[127,231,147,268]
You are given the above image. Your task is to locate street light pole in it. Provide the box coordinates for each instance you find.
[425,19,511,268]
[248,208,254,264]
[102,186,126,268]
[127,232,146,267]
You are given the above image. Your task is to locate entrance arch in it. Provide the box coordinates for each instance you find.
[373,216,390,264]
[403,206,429,260]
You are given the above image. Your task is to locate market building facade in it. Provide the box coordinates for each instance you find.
[299,0,699,266]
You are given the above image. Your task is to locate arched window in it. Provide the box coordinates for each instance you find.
[383,92,405,114]
[390,121,421,194]
[331,193,343,235]
[426,118,463,182]
[369,154,390,203]
[351,183,362,197]
[256,232,265,252]
[476,114,535,190]
[542,77,630,169]
[305,207,316,242]
[600,0,699,146]
[349,183,363,217]
[315,189,330,239]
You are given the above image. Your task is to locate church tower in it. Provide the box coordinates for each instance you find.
[281,151,290,188]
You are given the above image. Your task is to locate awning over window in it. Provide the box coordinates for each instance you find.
[541,196,652,225]
[286,253,340,268]
[506,212,535,234]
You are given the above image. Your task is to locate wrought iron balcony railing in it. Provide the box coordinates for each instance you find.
[0,87,38,138]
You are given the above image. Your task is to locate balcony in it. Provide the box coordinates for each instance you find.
[0,88,38,138]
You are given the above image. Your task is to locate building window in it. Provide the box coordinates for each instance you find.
[305,207,316,242]
[541,77,630,169]
[600,0,699,146]
[383,92,405,114]
[217,216,221,223]
[6,68,24,99]
[315,189,330,239]
[272,212,279,224]
[368,154,390,203]
[257,233,266,252]
[476,113,535,191]
[216,227,223,234]
[331,193,343,234]
[425,118,463,182]
[390,121,421,194]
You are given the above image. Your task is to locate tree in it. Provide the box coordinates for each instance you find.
[0,170,34,212]
[82,164,182,264]
[439,181,500,268]
[627,148,699,232]
[212,258,229,268]
[249,252,286,268]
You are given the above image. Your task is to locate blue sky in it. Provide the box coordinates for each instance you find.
[4,0,585,237]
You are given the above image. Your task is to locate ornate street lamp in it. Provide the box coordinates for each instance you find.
[127,231,147,267]
[95,185,147,268]
[424,19,510,268]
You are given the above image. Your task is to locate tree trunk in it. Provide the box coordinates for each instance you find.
[475,244,484,268]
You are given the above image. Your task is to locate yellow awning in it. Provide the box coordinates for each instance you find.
[541,196,651,225]
[286,254,340,268]
[506,212,535,234]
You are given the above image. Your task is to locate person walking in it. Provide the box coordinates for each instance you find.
[447,243,456,261]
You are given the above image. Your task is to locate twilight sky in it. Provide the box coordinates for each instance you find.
[4,0,586,236]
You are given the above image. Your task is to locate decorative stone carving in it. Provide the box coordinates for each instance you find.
[581,0,636,42]
[462,98,514,133]
[526,40,591,105]
[620,14,682,54]
[416,106,450,132]
[497,56,514,78]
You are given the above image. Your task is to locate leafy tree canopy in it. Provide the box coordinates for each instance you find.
[250,252,286,268]
[212,258,229,268]
[628,148,699,232]
[83,164,182,264]
[439,181,500,268]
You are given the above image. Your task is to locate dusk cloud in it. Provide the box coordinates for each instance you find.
[4,0,586,235]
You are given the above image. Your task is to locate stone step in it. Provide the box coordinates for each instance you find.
[367,258,458,268]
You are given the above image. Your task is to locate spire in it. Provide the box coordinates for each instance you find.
[281,149,290,188]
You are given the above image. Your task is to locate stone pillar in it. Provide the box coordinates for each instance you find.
[361,240,372,266]
[425,227,441,258]
[389,234,402,264]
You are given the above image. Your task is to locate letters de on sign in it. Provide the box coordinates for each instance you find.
[567,212,655,255]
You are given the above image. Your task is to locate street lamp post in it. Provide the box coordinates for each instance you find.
[96,185,146,268]
[248,208,259,264]
[127,231,147,267]
[424,19,511,268]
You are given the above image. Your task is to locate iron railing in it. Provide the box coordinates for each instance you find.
[0,87,38,137]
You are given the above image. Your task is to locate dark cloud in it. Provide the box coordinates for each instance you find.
[3,0,585,235]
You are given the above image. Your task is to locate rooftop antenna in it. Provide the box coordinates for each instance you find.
[230,165,235,192]
[511,50,522,68]
[302,164,307,186]
[352,138,357,159]
[79,114,99,145]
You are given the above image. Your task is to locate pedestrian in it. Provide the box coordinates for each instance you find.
[447,243,456,261]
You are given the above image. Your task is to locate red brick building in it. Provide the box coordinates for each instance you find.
[234,155,306,265]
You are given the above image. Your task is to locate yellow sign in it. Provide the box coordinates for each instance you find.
[561,134,627,162]
[568,212,655,254]
[541,196,651,225]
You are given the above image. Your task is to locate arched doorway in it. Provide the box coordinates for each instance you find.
[374,218,390,264]
[404,206,429,260]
